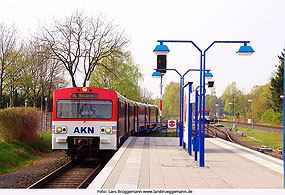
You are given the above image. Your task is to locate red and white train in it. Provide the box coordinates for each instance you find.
[52,87,158,159]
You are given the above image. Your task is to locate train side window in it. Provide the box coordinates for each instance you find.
[119,102,126,118]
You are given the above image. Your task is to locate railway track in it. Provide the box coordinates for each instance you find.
[207,127,216,138]
[28,155,111,189]
[208,124,234,142]
[219,120,283,133]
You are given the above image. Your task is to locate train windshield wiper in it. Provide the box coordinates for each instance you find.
[83,109,97,123]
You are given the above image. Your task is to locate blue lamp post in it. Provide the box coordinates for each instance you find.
[152,67,212,147]
[156,40,254,167]
[201,41,254,166]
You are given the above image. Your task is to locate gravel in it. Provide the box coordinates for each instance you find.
[0,150,70,188]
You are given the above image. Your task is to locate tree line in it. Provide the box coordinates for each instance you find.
[0,10,152,111]
[159,52,284,125]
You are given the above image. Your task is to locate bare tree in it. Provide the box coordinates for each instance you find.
[36,10,129,87]
[0,23,20,107]
[138,87,154,104]
[13,40,67,108]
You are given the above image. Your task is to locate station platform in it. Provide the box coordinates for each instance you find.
[88,137,283,189]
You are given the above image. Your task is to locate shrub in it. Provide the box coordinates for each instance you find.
[271,112,283,125]
[261,108,283,125]
[30,130,52,152]
[261,108,275,124]
[0,107,41,143]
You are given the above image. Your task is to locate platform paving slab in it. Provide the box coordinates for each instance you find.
[88,136,283,189]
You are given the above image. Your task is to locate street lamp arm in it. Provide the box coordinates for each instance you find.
[154,68,182,77]
[157,40,202,53]
[167,69,182,77]
[183,69,191,77]
[189,69,211,72]
[204,41,251,53]
[155,68,210,77]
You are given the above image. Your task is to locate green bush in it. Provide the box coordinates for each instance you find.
[261,108,275,124]
[271,112,283,125]
[0,107,41,143]
[30,130,52,153]
[225,115,234,121]
[261,108,283,125]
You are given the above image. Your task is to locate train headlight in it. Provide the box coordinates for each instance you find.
[55,126,67,134]
[62,127,67,133]
[100,126,112,134]
[105,127,112,134]
[56,127,62,133]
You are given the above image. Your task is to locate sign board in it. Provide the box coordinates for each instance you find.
[190,93,195,104]
[167,119,177,129]
[183,84,190,145]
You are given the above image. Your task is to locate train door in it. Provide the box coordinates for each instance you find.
[117,100,120,147]
[134,104,138,132]
[127,103,130,137]
[126,103,128,140]
[128,104,134,136]
[147,107,150,129]
[118,99,126,146]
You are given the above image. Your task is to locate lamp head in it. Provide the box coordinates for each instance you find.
[205,70,213,79]
[152,70,162,78]
[153,43,170,55]
[237,43,255,56]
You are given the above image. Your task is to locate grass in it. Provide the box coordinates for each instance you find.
[0,130,52,174]
[232,126,283,149]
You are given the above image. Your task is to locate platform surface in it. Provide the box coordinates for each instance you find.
[88,137,283,189]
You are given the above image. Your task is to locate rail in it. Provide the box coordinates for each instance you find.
[209,124,235,143]
[28,158,107,189]
[220,120,283,131]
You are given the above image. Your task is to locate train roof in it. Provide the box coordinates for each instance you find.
[54,87,158,108]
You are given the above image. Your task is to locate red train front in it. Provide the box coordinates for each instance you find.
[52,87,158,160]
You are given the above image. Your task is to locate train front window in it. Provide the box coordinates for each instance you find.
[56,99,112,119]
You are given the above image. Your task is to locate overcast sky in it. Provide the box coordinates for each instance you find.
[1,0,285,98]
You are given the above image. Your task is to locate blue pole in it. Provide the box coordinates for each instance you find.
[199,52,206,167]
[181,76,185,148]
[179,76,183,146]
[198,51,204,166]
[283,48,285,189]
[176,122,178,137]
[194,90,199,161]
[188,82,193,155]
